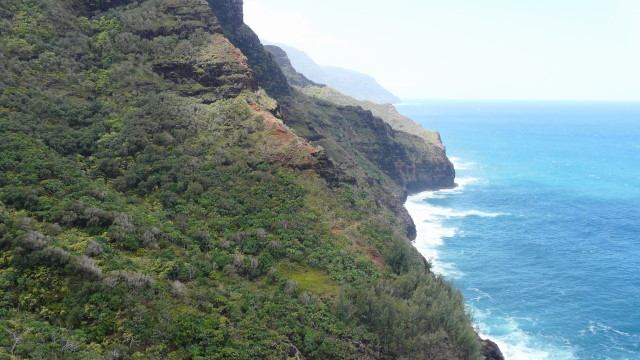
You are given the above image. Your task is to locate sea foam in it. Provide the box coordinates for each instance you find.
[471,305,576,360]
[405,171,572,360]
[450,157,478,171]
[405,177,507,277]
[399,100,640,360]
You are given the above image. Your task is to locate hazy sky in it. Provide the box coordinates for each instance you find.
[244,0,640,100]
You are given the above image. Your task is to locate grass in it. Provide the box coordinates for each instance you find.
[277,262,340,298]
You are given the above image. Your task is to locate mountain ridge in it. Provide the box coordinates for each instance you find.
[264,44,456,198]
[263,41,401,104]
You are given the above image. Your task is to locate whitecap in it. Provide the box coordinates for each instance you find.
[588,321,639,338]
[405,175,507,278]
[468,287,495,302]
[406,171,573,360]
[450,209,509,218]
[455,176,481,189]
[472,308,577,360]
[450,157,478,171]
[405,191,460,277]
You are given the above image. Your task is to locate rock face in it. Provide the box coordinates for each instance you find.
[298,85,444,146]
[274,93,455,239]
[264,44,455,238]
[152,33,258,100]
[264,45,454,189]
[208,1,456,239]
[264,45,318,88]
[481,339,506,360]
[207,0,292,97]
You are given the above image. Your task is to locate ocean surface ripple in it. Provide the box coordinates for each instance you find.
[402,100,640,360]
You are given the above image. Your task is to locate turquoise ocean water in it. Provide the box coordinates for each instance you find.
[399,101,640,360]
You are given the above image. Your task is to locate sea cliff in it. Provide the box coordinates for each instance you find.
[0,0,498,358]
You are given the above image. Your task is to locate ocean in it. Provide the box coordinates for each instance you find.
[398,101,640,360]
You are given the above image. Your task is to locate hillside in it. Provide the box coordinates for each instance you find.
[0,0,499,359]
[264,45,454,197]
[263,42,401,104]
[301,85,444,147]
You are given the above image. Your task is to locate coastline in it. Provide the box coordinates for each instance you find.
[394,100,640,359]
[403,183,506,360]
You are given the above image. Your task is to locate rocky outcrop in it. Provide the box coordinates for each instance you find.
[159,0,222,35]
[117,0,222,38]
[481,339,506,360]
[152,33,258,100]
[298,85,444,146]
[264,45,318,88]
[207,0,292,97]
[113,0,257,100]
[265,45,454,195]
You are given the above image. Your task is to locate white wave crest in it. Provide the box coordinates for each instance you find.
[468,287,495,302]
[405,195,459,277]
[472,307,577,360]
[588,321,639,338]
[405,175,509,278]
[406,157,577,360]
[414,177,481,201]
[449,208,509,218]
[450,157,478,170]
[456,176,481,189]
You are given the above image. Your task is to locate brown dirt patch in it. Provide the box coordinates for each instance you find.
[355,241,385,270]
[249,104,318,156]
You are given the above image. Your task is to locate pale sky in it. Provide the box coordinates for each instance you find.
[244,0,640,100]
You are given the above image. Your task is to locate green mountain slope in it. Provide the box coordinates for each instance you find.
[0,0,500,359]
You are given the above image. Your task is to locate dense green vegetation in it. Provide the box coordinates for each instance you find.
[0,0,483,358]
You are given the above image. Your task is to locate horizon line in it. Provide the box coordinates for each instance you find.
[396,98,640,103]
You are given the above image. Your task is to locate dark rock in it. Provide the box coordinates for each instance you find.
[151,34,257,100]
[265,45,318,88]
[208,0,292,97]
[481,338,506,360]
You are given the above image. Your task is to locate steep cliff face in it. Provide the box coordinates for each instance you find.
[207,0,292,97]
[0,0,490,358]
[264,45,318,88]
[299,84,444,146]
[264,45,455,193]
[207,2,455,237]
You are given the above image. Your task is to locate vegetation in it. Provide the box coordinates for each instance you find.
[300,85,443,146]
[0,0,482,358]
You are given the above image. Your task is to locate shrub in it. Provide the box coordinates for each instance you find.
[86,239,103,257]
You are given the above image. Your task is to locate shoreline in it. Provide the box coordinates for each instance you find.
[403,186,506,360]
